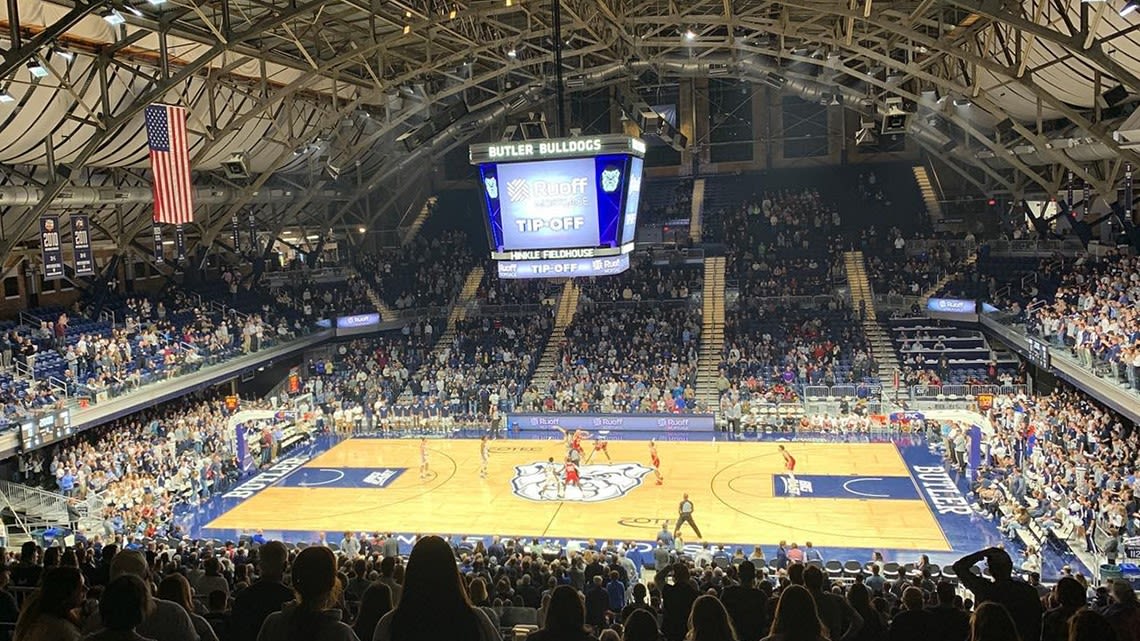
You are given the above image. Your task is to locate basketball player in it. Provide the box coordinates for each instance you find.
[649,439,663,485]
[479,435,490,479]
[778,444,797,494]
[564,457,581,493]
[585,435,611,464]
[419,438,430,479]
[541,456,562,499]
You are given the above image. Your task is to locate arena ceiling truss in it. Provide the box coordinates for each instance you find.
[1,0,1139,274]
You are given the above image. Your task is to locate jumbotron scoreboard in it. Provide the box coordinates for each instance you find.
[469,134,646,279]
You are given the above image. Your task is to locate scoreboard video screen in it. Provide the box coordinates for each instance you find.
[470,134,646,279]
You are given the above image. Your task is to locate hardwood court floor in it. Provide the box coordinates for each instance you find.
[206,438,950,551]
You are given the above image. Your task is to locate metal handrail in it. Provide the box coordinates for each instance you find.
[48,376,68,399]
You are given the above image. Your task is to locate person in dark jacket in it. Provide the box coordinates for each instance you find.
[952,547,1041,641]
[1040,577,1086,641]
[585,576,610,631]
[889,587,931,641]
[720,561,767,641]
[924,581,969,641]
[660,563,699,641]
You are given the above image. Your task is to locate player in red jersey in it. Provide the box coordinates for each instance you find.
[778,444,797,494]
[564,458,580,489]
[585,434,611,464]
[649,439,663,485]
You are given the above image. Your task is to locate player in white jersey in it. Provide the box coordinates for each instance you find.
[540,456,562,498]
[479,435,490,479]
[419,438,430,479]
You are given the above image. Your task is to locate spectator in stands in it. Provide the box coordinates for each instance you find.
[203,591,229,641]
[1041,577,1087,641]
[924,581,968,641]
[1067,608,1119,641]
[845,583,886,641]
[719,561,767,641]
[659,563,700,641]
[526,584,594,641]
[968,602,1021,641]
[229,541,293,641]
[622,609,661,641]
[85,575,153,641]
[0,567,18,635]
[371,535,498,641]
[12,566,85,641]
[256,546,357,641]
[1099,579,1140,641]
[686,595,737,641]
[952,547,1040,641]
[352,583,392,641]
[888,587,929,641]
[803,565,862,641]
[10,543,41,589]
[83,550,197,641]
[760,584,828,641]
[196,557,230,601]
[157,574,220,641]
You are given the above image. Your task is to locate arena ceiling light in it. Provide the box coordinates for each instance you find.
[684,28,697,41]
[27,59,48,78]
[0,91,14,104]
[1122,0,1140,16]
[102,8,126,25]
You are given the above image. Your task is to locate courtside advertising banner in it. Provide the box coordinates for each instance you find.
[509,413,715,433]
[40,215,64,279]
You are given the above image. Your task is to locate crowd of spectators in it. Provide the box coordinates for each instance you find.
[400,313,553,416]
[264,277,374,322]
[535,304,702,413]
[866,240,964,298]
[578,258,701,304]
[1024,253,1140,390]
[475,262,559,308]
[971,386,1139,565]
[357,231,477,310]
[4,531,1139,641]
[717,303,872,405]
[19,393,243,541]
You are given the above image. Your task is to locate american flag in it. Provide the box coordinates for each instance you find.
[145,104,195,225]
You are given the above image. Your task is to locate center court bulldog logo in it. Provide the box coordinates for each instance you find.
[511,462,653,503]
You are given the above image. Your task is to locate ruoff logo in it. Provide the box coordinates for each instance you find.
[507,178,530,202]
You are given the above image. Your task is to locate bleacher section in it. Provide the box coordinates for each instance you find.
[887,317,1018,386]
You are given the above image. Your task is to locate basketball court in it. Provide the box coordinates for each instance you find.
[201,437,961,552]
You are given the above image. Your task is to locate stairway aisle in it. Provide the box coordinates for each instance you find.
[843,251,900,380]
[395,264,484,404]
[689,178,706,243]
[694,256,726,411]
[919,250,978,307]
[913,166,943,225]
[353,267,397,321]
[529,280,581,395]
[400,196,438,246]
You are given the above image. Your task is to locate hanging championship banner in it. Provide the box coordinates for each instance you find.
[152,221,164,264]
[231,213,241,252]
[175,224,186,261]
[70,214,94,276]
[40,215,64,280]
[1126,163,1133,220]
[247,210,257,254]
[1083,170,1091,220]
[1066,170,1074,220]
